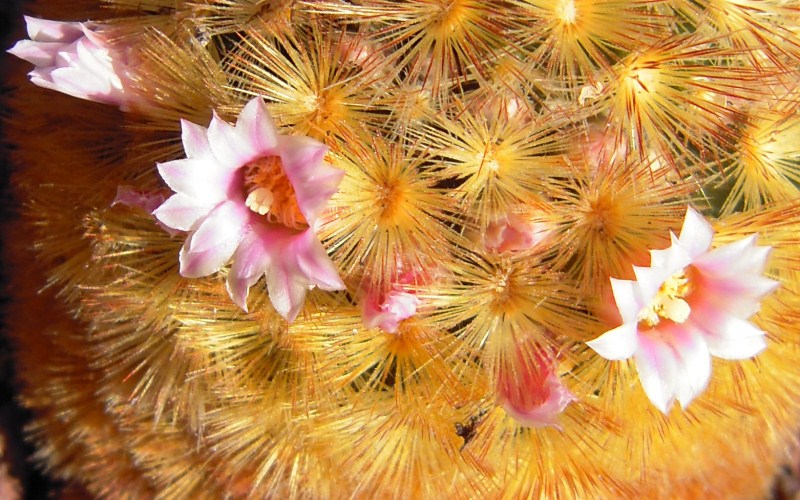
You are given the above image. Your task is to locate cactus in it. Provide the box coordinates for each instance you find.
[4,0,800,497]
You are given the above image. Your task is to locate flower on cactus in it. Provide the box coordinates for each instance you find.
[362,287,420,334]
[7,16,139,111]
[495,340,576,429]
[8,1,800,497]
[587,207,779,413]
[153,97,345,321]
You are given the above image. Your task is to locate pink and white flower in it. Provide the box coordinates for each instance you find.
[496,342,576,429]
[8,16,139,110]
[587,207,779,413]
[153,97,345,321]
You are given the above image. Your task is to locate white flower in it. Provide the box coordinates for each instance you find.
[587,207,779,413]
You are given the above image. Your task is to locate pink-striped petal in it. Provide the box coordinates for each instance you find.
[278,136,344,225]
[634,335,678,414]
[363,290,419,333]
[178,205,250,278]
[689,304,768,360]
[153,193,216,232]
[7,39,59,66]
[691,272,779,319]
[503,373,577,430]
[266,257,310,322]
[226,230,274,312]
[156,158,238,202]
[693,235,769,276]
[236,97,279,154]
[184,200,250,255]
[293,230,345,291]
[667,324,711,408]
[207,111,262,170]
[180,239,238,278]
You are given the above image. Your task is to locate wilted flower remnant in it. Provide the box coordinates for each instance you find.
[361,264,434,333]
[153,97,345,321]
[587,207,779,413]
[7,16,140,111]
[362,286,419,334]
[484,212,554,254]
[496,340,576,429]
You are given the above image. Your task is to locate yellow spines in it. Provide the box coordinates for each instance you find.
[5,0,800,498]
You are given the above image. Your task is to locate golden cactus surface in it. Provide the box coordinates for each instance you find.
[3,0,800,498]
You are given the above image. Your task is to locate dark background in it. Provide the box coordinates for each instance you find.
[0,2,55,498]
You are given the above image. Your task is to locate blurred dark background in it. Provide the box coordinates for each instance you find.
[0,2,54,498]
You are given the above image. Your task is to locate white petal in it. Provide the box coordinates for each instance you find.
[610,278,643,324]
[692,308,768,360]
[24,16,84,42]
[156,158,237,202]
[649,244,671,268]
[650,237,692,270]
[181,119,213,159]
[694,235,771,277]
[31,66,109,101]
[586,322,638,361]
[678,207,714,258]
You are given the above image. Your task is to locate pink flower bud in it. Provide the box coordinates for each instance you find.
[8,16,139,111]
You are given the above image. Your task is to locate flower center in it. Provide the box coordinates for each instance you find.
[555,0,577,24]
[637,269,693,327]
[242,156,308,229]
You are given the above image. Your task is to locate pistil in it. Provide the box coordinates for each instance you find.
[242,156,308,229]
[637,269,693,327]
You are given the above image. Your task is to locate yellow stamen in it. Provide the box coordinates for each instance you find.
[245,187,274,216]
[242,156,308,229]
[637,270,693,327]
